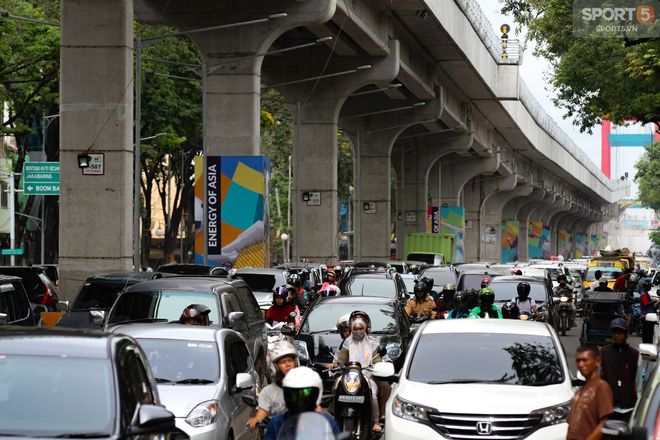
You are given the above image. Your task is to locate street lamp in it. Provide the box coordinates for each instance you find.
[281,233,289,263]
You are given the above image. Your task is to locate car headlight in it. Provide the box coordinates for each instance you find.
[343,370,361,394]
[386,342,402,360]
[392,395,432,422]
[185,400,218,427]
[560,296,569,303]
[531,401,571,427]
[293,340,309,362]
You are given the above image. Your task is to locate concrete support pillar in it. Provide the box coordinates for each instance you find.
[502,188,544,220]
[483,182,533,262]
[550,205,578,256]
[59,0,134,299]
[517,191,555,261]
[265,41,400,263]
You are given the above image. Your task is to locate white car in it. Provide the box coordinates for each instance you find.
[376,320,575,440]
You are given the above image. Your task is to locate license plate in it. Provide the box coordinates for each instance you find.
[338,395,365,403]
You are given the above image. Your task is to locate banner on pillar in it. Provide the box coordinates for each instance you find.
[601,236,606,250]
[194,156,270,269]
[558,230,572,261]
[542,226,551,259]
[440,207,465,263]
[528,222,543,259]
[502,221,519,263]
[590,235,599,256]
[427,207,439,233]
[576,233,590,259]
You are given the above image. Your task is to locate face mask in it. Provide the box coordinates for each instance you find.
[352,330,366,341]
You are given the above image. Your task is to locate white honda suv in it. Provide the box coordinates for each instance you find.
[375,319,575,440]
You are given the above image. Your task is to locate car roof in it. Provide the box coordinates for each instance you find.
[110,323,236,341]
[489,276,546,284]
[233,268,287,275]
[315,295,396,306]
[0,274,24,283]
[460,268,512,275]
[344,272,397,279]
[85,271,158,283]
[123,276,232,292]
[420,266,455,272]
[421,318,552,337]
[0,327,118,358]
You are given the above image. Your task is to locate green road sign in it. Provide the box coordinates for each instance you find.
[24,162,60,195]
[1,249,24,256]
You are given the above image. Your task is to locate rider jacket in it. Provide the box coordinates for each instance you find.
[600,343,640,410]
[447,308,476,319]
[405,297,437,319]
[472,305,502,319]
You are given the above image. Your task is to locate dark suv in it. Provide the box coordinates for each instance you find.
[96,277,268,385]
[0,266,60,323]
[0,275,35,326]
[486,275,554,323]
[337,266,408,303]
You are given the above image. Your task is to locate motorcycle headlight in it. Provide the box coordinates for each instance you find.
[531,401,571,427]
[386,342,402,360]
[560,296,569,303]
[293,340,309,362]
[185,400,218,427]
[343,370,361,394]
[392,395,431,422]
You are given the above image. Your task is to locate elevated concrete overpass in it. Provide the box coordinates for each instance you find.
[58,0,628,298]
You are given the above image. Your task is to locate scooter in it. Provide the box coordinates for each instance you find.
[555,290,573,336]
[329,361,379,440]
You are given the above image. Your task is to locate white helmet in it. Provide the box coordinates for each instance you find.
[268,340,299,377]
[282,366,324,408]
[321,285,341,297]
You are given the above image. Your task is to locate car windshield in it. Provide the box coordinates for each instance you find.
[343,278,397,297]
[108,291,219,325]
[488,281,547,303]
[458,274,495,292]
[402,277,415,293]
[72,282,129,310]
[137,338,219,383]
[407,333,564,386]
[545,268,564,281]
[301,302,397,334]
[584,267,622,281]
[421,270,457,289]
[236,273,285,292]
[0,356,114,436]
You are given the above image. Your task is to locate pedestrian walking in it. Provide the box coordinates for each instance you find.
[566,345,613,440]
[600,318,643,422]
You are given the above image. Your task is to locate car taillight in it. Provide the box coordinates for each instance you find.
[40,286,57,305]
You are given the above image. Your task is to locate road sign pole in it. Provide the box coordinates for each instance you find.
[9,171,14,266]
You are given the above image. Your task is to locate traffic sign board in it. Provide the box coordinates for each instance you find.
[24,162,60,195]
[1,249,23,256]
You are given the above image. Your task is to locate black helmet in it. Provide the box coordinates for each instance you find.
[501,302,520,319]
[517,282,531,297]
[179,304,211,326]
[273,286,288,304]
[414,279,430,294]
[556,274,567,282]
[453,291,468,309]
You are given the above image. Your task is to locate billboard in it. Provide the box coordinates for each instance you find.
[440,207,465,263]
[502,221,519,263]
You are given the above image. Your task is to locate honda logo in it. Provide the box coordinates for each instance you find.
[476,422,493,435]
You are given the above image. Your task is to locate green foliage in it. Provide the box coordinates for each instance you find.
[634,142,660,212]
[649,228,660,246]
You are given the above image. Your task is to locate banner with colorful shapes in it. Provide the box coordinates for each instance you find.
[558,230,573,260]
[542,226,551,259]
[502,221,519,263]
[427,207,439,233]
[576,233,590,259]
[528,222,543,259]
[590,235,599,256]
[440,207,465,263]
[194,156,270,269]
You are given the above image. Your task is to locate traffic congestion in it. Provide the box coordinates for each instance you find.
[0,248,658,440]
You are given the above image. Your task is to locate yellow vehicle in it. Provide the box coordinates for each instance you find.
[584,259,627,291]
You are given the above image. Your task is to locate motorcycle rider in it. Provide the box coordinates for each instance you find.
[405,279,437,319]
[264,366,340,440]
[447,291,477,319]
[287,273,308,301]
[320,285,341,297]
[624,274,639,329]
[553,274,577,327]
[179,304,211,325]
[336,314,351,346]
[435,284,455,317]
[284,284,307,319]
[481,278,490,289]
[266,287,296,325]
[511,282,543,320]
[328,311,386,433]
[473,288,502,318]
[640,280,659,343]
[466,289,479,309]
[501,302,520,320]
[321,271,337,290]
[248,340,299,430]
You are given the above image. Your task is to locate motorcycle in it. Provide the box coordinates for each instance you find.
[631,302,643,337]
[275,412,351,440]
[554,289,573,336]
[266,312,297,377]
[242,395,271,440]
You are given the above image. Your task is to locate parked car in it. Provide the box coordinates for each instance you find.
[486,275,555,324]
[0,275,36,326]
[0,266,61,324]
[292,295,412,393]
[56,271,161,329]
[33,264,59,291]
[0,327,175,439]
[455,267,512,292]
[110,324,258,440]
[229,268,290,314]
[97,277,268,386]
[376,319,574,440]
[337,267,409,303]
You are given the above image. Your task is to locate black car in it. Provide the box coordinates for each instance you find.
[229,267,290,313]
[56,271,161,329]
[155,263,228,277]
[273,263,324,290]
[0,266,60,324]
[418,266,459,293]
[0,275,35,326]
[0,327,174,439]
[99,277,268,385]
[292,296,412,391]
[486,275,555,322]
[456,267,513,292]
[337,268,409,303]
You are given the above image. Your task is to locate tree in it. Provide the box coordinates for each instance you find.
[649,228,660,245]
[634,142,660,212]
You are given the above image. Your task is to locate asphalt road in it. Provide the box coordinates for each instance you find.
[559,316,643,376]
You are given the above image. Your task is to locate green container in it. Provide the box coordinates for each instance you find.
[403,233,456,264]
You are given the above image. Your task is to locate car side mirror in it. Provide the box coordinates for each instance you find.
[89,310,105,327]
[129,405,175,435]
[0,313,8,325]
[227,311,244,327]
[241,394,259,408]
[639,343,658,361]
[235,373,255,391]
[601,420,632,439]
[56,301,69,312]
[372,362,398,383]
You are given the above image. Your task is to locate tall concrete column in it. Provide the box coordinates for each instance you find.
[550,205,578,256]
[483,181,533,262]
[502,188,544,220]
[517,191,555,261]
[264,41,400,263]
[59,0,134,300]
